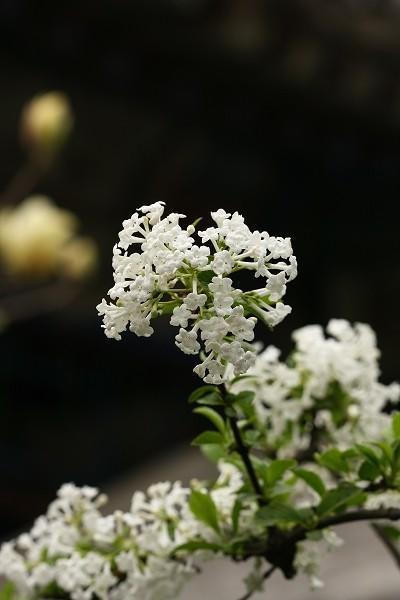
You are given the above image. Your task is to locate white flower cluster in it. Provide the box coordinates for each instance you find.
[97,203,296,383]
[230,319,400,457]
[0,462,259,600]
[294,529,343,590]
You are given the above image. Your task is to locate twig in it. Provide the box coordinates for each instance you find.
[236,565,277,600]
[0,160,44,206]
[371,523,400,569]
[229,415,263,498]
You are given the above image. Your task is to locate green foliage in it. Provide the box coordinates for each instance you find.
[189,490,220,534]
[0,583,15,600]
[316,448,349,474]
[256,502,309,526]
[293,468,326,497]
[191,431,225,446]
[193,406,227,436]
[316,484,366,517]
[188,385,224,406]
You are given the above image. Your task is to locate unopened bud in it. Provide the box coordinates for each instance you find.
[20,92,74,161]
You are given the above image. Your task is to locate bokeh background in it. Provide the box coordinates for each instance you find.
[1,0,400,541]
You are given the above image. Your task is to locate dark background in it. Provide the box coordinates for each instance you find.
[0,0,399,537]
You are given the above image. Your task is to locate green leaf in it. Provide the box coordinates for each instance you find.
[358,460,381,481]
[316,484,365,517]
[356,444,381,468]
[294,468,326,497]
[262,460,296,488]
[232,497,243,533]
[173,540,222,554]
[192,431,225,446]
[200,443,226,463]
[188,385,223,406]
[194,406,226,435]
[189,490,220,533]
[198,270,216,285]
[392,413,400,439]
[257,502,306,525]
[0,583,15,600]
[316,448,349,473]
[230,391,255,419]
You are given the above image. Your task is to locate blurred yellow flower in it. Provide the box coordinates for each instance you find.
[60,236,98,280]
[20,92,74,159]
[0,196,96,279]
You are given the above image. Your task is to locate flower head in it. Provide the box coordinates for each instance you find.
[98,203,296,383]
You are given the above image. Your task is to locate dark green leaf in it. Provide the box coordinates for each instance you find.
[358,460,381,481]
[231,391,255,418]
[263,460,296,488]
[294,468,326,497]
[256,502,306,525]
[188,385,223,406]
[192,431,225,446]
[189,490,220,533]
[194,407,226,434]
[316,484,364,517]
[232,498,243,533]
[356,444,381,467]
[198,270,216,285]
[317,448,349,473]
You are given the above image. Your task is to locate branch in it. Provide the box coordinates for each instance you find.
[312,508,400,535]
[228,415,263,499]
[236,565,277,600]
[371,523,400,569]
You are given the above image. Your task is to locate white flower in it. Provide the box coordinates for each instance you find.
[98,204,296,382]
[183,292,207,311]
[175,328,200,355]
[211,250,234,275]
[170,305,195,328]
[229,319,399,457]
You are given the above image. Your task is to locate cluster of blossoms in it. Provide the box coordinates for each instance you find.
[230,319,400,458]
[0,462,262,600]
[97,202,296,384]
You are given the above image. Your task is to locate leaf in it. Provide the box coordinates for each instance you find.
[194,407,226,435]
[200,443,226,464]
[392,413,400,439]
[262,460,296,488]
[230,391,255,419]
[192,431,225,446]
[189,490,220,533]
[316,484,365,517]
[316,448,349,473]
[0,583,15,600]
[232,497,243,533]
[188,385,223,406]
[356,444,381,468]
[294,468,326,497]
[256,502,307,525]
[358,460,381,481]
[198,270,216,285]
[173,540,222,554]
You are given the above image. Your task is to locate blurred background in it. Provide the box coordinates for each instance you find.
[0,0,400,550]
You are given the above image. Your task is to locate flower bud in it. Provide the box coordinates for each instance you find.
[20,92,74,160]
[0,195,77,278]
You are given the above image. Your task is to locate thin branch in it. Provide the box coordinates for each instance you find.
[371,523,400,569]
[228,415,263,498]
[1,160,44,206]
[236,565,277,600]
[315,508,400,533]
